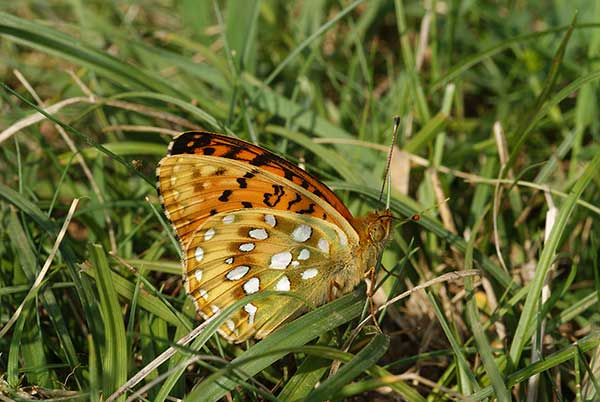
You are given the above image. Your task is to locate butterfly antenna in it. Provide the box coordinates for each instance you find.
[378,116,401,205]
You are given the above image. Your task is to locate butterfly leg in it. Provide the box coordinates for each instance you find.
[366,267,382,333]
[328,279,342,302]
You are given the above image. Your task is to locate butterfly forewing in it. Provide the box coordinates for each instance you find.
[166,132,353,221]
[157,154,357,248]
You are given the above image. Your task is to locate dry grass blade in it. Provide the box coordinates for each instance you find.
[0,198,79,338]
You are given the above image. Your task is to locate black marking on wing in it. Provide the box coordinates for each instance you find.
[222,146,241,159]
[297,203,315,214]
[287,193,302,210]
[237,178,248,188]
[250,153,271,167]
[218,190,233,202]
[169,133,211,154]
[263,184,285,207]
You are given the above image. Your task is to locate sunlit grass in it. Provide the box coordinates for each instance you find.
[1,1,599,401]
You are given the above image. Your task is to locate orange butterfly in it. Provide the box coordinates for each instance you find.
[157,132,392,342]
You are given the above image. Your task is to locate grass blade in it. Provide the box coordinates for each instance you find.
[305,334,389,402]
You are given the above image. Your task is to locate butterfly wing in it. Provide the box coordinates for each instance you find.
[157,154,357,249]
[157,133,360,342]
[182,208,357,342]
[165,131,353,219]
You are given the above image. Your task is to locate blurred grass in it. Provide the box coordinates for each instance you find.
[1,1,599,400]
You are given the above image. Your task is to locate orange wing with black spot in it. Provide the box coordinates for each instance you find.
[156,132,357,250]
[166,131,353,219]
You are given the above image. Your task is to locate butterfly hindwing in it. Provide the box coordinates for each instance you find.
[183,208,358,342]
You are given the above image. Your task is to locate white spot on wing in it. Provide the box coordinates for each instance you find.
[275,276,291,291]
[270,251,292,269]
[318,239,329,253]
[244,303,257,325]
[225,319,236,332]
[298,248,310,260]
[222,215,235,224]
[204,228,215,241]
[292,224,312,242]
[198,288,208,300]
[194,269,203,281]
[301,268,319,280]
[337,230,348,247]
[195,247,204,262]
[226,265,250,281]
[291,261,299,267]
[225,257,234,264]
[210,304,220,314]
[249,228,268,240]
[264,214,276,227]
[243,277,260,294]
[239,242,255,252]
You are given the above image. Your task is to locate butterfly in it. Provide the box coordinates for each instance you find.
[156,132,392,343]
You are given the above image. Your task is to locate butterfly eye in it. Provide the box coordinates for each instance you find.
[369,224,386,242]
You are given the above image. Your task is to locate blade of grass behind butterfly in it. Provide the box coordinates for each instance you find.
[304,334,389,402]
[240,76,353,139]
[265,125,365,185]
[426,291,479,395]
[394,0,431,122]
[7,210,80,386]
[0,183,105,369]
[82,264,188,328]
[464,207,511,401]
[111,92,224,132]
[328,181,515,291]
[0,12,182,97]
[502,14,576,179]
[509,150,600,367]
[89,244,128,399]
[58,142,167,164]
[472,332,600,400]
[430,23,600,91]
[0,83,154,187]
[276,333,332,401]
[88,333,100,402]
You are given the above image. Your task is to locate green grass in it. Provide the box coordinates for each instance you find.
[1,1,599,400]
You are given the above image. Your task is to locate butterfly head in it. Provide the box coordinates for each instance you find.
[367,209,393,244]
[350,209,393,276]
